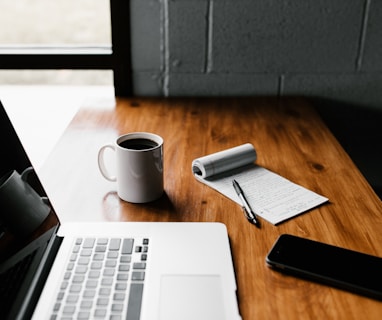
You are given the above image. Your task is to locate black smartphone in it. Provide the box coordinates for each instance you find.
[266,234,382,300]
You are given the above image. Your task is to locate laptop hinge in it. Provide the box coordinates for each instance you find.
[12,226,63,320]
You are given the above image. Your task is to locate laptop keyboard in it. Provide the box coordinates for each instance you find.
[51,237,149,320]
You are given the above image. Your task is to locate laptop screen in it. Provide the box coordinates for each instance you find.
[0,100,60,319]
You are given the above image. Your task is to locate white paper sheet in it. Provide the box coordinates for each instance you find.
[192,144,328,225]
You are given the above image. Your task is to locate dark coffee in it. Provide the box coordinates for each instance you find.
[119,138,158,150]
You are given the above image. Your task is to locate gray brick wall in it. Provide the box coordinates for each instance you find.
[131,0,382,110]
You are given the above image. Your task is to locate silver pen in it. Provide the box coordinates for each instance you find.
[232,179,261,228]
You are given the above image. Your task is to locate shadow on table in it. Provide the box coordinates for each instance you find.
[312,98,382,200]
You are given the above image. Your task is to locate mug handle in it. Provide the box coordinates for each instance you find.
[98,144,117,182]
[20,167,51,209]
[20,166,34,181]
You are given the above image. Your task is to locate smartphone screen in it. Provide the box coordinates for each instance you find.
[266,234,382,300]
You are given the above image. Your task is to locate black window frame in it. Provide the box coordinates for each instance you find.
[0,0,132,97]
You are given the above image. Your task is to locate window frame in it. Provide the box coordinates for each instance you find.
[0,0,132,97]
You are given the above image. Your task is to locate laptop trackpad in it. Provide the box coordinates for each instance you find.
[159,275,226,320]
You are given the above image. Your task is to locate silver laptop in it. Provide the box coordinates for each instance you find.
[0,101,241,320]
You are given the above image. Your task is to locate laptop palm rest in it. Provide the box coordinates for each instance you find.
[159,274,225,320]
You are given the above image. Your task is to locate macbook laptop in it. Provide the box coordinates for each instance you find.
[0,100,241,320]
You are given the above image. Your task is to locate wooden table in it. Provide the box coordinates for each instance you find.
[40,97,382,319]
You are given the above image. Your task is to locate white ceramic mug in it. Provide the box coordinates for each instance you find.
[0,167,51,236]
[98,132,164,203]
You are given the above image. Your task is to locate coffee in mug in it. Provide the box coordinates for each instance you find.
[98,132,164,203]
[118,138,159,150]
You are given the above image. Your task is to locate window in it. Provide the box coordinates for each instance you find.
[0,0,131,96]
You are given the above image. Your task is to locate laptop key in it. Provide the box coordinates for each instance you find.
[78,257,90,265]
[97,238,108,245]
[101,277,113,286]
[113,293,125,301]
[126,283,144,320]
[89,270,101,278]
[103,268,115,277]
[112,303,124,312]
[80,300,93,309]
[132,271,145,281]
[72,275,84,283]
[109,238,121,250]
[133,262,146,269]
[63,305,76,315]
[97,297,109,306]
[116,273,129,281]
[66,294,79,303]
[75,266,87,274]
[94,308,107,318]
[80,249,92,257]
[93,253,105,261]
[83,238,95,248]
[69,284,82,293]
[78,311,90,319]
[105,259,117,268]
[99,287,111,296]
[91,261,103,269]
[122,239,134,254]
[120,255,131,263]
[53,303,61,312]
[86,280,98,288]
[115,282,127,291]
[95,245,107,252]
[60,281,68,290]
[83,289,96,298]
[118,264,130,272]
[107,251,118,259]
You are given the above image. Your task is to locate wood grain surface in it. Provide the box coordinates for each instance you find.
[40,97,382,320]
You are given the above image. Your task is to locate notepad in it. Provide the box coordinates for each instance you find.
[192,144,328,225]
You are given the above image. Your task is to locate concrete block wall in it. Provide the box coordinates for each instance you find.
[130,0,382,111]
